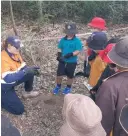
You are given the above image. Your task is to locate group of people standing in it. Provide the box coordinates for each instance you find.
[1,17,128,136]
[53,17,128,136]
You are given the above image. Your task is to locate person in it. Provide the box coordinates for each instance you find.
[1,115,21,136]
[95,36,128,136]
[90,43,118,101]
[1,36,40,115]
[88,17,107,31]
[53,23,82,94]
[83,31,108,90]
[75,17,107,78]
[119,103,128,134]
[75,37,119,78]
[60,93,106,136]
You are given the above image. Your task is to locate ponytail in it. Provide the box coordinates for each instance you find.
[1,40,8,51]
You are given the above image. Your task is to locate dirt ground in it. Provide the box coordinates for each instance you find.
[1,19,128,136]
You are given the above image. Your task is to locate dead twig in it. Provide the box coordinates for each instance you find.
[110,27,128,32]
[22,33,92,42]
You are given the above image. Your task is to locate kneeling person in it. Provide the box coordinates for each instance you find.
[1,36,40,115]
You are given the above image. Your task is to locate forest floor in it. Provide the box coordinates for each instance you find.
[1,18,128,136]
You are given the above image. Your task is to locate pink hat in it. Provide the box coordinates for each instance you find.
[60,94,106,136]
[99,43,115,63]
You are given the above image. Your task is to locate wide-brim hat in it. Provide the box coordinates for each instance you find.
[101,55,112,63]
[88,32,107,50]
[64,23,78,35]
[60,94,106,136]
[119,104,128,134]
[108,36,128,68]
[88,23,107,30]
[99,43,115,63]
[88,17,107,30]
[60,121,106,136]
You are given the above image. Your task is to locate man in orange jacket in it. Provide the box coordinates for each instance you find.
[1,36,40,115]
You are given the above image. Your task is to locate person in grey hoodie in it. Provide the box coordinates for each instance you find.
[96,36,128,136]
[119,104,128,135]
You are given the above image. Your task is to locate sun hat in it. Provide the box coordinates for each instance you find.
[88,17,107,30]
[99,43,115,63]
[60,93,106,136]
[108,36,128,68]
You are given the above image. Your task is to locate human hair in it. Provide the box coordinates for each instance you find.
[1,40,8,50]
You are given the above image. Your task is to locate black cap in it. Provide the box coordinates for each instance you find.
[87,32,107,50]
[64,23,78,35]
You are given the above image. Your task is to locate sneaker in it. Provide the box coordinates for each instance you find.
[62,87,71,94]
[53,85,61,95]
[83,81,93,91]
[22,91,39,99]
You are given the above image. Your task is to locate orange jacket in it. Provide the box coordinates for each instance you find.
[1,50,24,74]
[88,55,107,87]
[1,50,26,84]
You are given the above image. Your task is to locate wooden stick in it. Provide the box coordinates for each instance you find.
[110,27,128,31]
[10,0,18,36]
[22,33,92,42]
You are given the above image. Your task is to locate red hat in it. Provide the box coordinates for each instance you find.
[99,43,115,63]
[88,17,107,30]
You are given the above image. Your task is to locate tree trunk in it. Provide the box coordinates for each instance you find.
[38,0,43,30]
[9,0,18,36]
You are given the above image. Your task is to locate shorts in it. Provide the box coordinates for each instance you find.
[57,62,77,78]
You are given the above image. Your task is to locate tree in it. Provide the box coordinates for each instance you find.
[38,0,43,30]
[9,0,18,36]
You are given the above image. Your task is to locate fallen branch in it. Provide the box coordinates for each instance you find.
[110,27,128,31]
[22,32,92,42]
[27,32,37,47]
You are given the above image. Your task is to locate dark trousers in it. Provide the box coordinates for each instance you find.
[1,73,34,115]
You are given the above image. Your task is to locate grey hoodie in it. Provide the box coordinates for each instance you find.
[96,71,128,136]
